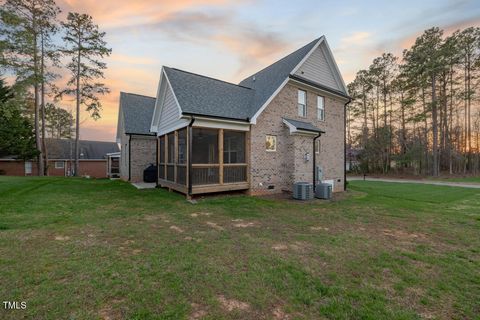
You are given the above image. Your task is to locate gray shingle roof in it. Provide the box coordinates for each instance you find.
[46,139,119,160]
[239,38,321,118]
[120,92,156,134]
[164,67,254,120]
[160,38,321,122]
[283,118,325,133]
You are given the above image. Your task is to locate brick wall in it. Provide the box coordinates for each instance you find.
[249,82,346,194]
[0,160,108,178]
[129,135,157,182]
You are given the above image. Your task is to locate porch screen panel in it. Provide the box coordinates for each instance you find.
[192,128,218,164]
[177,129,187,164]
[167,134,175,181]
[176,128,187,185]
[223,131,245,164]
[223,130,247,183]
[159,136,165,179]
[192,128,219,185]
[168,134,175,164]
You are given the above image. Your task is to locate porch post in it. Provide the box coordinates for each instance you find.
[219,129,224,185]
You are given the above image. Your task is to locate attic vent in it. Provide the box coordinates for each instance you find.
[252,76,256,81]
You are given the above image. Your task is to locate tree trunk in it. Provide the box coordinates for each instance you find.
[74,35,81,176]
[40,33,48,176]
[431,74,439,177]
[33,27,44,176]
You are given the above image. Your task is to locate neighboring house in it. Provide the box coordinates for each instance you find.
[116,92,157,182]
[118,36,350,197]
[0,139,119,178]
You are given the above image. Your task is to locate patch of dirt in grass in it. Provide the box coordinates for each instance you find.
[184,236,202,242]
[191,212,212,218]
[310,226,329,231]
[382,229,426,240]
[98,304,123,320]
[54,235,70,241]
[272,244,289,251]
[170,225,184,233]
[143,214,166,221]
[272,242,309,252]
[233,221,256,228]
[189,303,207,320]
[132,249,142,255]
[272,306,290,320]
[206,221,224,231]
[217,295,249,312]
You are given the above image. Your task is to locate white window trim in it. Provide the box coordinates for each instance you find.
[298,89,307,118]
[315,140,321,154]
[55,161,65,169]
[317,96,325,121]
[266,135,277,152]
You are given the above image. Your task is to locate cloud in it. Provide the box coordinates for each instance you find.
[57,0,230,28]
[108,53,157,66]
[340,32,371,46]
[143,10,291,79]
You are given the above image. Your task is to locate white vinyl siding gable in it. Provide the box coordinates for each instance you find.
[157,82,188,135]
[294,43,342,92]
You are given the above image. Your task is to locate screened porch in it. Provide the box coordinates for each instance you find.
[157,127,249,196]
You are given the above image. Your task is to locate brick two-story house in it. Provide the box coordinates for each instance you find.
[117,36,350,197]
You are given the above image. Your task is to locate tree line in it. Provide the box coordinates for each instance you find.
[347,27,480,176]
[0,0,111,176]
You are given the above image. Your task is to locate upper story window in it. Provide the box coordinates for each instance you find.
[317,96,325,121]
[297,90,306,117]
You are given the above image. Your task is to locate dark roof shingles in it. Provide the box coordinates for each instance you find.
[283,118,325,133]
[164,67,254,121]
[46,139,119,160]
[120,92,156,135]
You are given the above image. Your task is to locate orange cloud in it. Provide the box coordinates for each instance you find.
[58,0,231,28]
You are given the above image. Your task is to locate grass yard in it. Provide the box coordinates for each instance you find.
[0,177,479,320]
[429,176,480,184]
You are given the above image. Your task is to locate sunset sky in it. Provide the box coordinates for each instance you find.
[53,0,480,142]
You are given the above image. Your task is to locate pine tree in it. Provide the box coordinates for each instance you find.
[0,0,60,175]
[59,12,111,176]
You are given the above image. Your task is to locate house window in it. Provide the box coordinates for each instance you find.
[55,161,64,169]
[315,140,321,154]
[266,135,277,152]
[298,89,307,117]
[25,161,32,174]
[317,96,325,121]
[224,131,245,164]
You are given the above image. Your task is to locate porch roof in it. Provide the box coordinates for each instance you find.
[282,118,325,135]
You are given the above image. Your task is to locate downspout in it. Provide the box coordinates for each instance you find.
[128,134,131,181]
[187,117,196,197]
[313,132,322,191]
[344,98,352,191]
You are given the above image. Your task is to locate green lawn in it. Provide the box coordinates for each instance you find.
[429,176,480,184]
[0,177,479,319]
